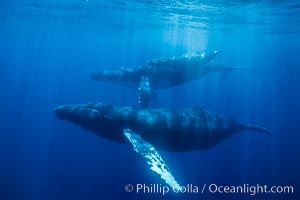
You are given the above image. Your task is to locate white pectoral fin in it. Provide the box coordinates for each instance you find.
[138,76,151,108]
[123,128,180,189]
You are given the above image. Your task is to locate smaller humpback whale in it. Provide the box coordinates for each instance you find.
[91,51,221,89]
[55,102,272,152]
[90,51,226,107]
[54,102,273,188]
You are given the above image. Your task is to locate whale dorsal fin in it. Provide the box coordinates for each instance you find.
[123,128,180,190]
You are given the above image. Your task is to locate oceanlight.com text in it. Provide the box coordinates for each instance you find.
[124,183,294,196]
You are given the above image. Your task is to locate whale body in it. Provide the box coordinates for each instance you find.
[90,51,235,107]
[55,102,272,152]
[90,51,224,90]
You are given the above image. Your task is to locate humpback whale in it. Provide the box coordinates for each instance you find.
[91,51,222,89]
[55,102,272,152]
[55,102,273,188]
[90,51,227,107]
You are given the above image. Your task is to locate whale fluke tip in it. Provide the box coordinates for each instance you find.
[245,125,279,142]
[246,125,271,134]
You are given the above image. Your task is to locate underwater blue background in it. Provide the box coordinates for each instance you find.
[0,1,300,199]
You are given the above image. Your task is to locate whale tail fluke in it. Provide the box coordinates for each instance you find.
[245,125,279,142]
[245,125,271,135]
[214,50,227,55]
[230,66,254,70]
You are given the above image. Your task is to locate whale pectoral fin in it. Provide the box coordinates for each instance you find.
[138,76,151,108]
[123,128,180,189]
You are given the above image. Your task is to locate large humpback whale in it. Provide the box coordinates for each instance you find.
[55,102,272,152]
[91,51,228,107]
[55,102,273,188]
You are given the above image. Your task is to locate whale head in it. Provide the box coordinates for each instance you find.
[55,103,128,143]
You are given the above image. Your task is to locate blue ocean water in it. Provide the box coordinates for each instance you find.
[0,0,300,199]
